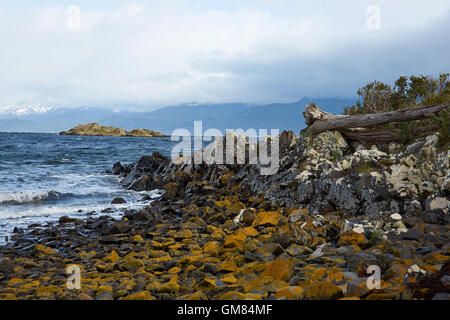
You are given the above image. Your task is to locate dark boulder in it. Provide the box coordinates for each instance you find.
[104,222,131,235]
[111,198,126,204]
[119,152,170,190]
[112,162,125,175]
[164,182,185,200]
[59,216,78,224]
[0,257,15,276]
[128,175,165,192]
[13,227,24,234]
[135,152,169,173]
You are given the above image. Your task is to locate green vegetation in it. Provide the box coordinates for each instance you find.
[344,73,450,146]
[331,150,342,163]
[431,109,450,148]
[353,162,373,174]
[367,229,384,242]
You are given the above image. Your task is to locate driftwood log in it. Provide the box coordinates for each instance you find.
[303,102,449,143]
[341,126,440,143]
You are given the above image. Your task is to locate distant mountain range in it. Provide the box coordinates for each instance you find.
[0,104,55,117]
[0,98,355,135]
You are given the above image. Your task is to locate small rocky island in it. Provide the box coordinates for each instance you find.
[59,123,167,137]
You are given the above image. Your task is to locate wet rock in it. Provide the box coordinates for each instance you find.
[125,210,151,222]
[112,162,125,175]
[135,153,169,172]
[32,245,57,258]
[59,216,78,224]
[13,227,24,234]
[174,171,190,187]
[105,222,131,235]
[164,182,183,200]
[0,258,14,275]
[111,198,126,204]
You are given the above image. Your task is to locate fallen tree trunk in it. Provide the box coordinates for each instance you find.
[304,102,449,134]
[341,125,440,143]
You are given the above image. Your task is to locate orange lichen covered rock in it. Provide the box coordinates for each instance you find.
[275,286,304,299]
[121,291,154,300]
[261,257,293,282]
[223,232,247,252]
[252,211,283,227]
[423,251,449,265]
[203,242,220,256]
[338,230,368,246]
[298,279,344,300]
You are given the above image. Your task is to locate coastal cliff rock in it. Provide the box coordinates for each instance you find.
[59,123,167,137]
[118,130,449,221]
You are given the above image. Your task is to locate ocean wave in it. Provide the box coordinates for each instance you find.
[0,190,62,205]
[145,189,165,199]
[0,199,152,220]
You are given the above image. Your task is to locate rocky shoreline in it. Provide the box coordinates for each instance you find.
[0,130,448,300]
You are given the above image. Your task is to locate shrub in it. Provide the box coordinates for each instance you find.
[344,73,450,145]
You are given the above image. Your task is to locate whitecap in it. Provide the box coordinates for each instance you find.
[0,190,61,205]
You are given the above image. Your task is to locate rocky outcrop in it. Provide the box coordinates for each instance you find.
[59,123,167,137]
[117,130,449,222]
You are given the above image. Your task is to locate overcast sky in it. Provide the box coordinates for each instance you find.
[0,0,449,111]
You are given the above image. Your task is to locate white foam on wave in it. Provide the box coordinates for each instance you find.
[0,204,109,219]
[0,190,61,205]
[0,189,163,219]
[30,173,123,198]
[141,189,165,199]
[0,189,164,244]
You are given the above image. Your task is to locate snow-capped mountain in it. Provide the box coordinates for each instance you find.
[0,104,55,117]
[0,98,355,133]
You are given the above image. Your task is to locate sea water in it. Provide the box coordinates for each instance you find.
[0,132,178,244]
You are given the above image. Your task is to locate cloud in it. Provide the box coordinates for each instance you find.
[0,0,449,110]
